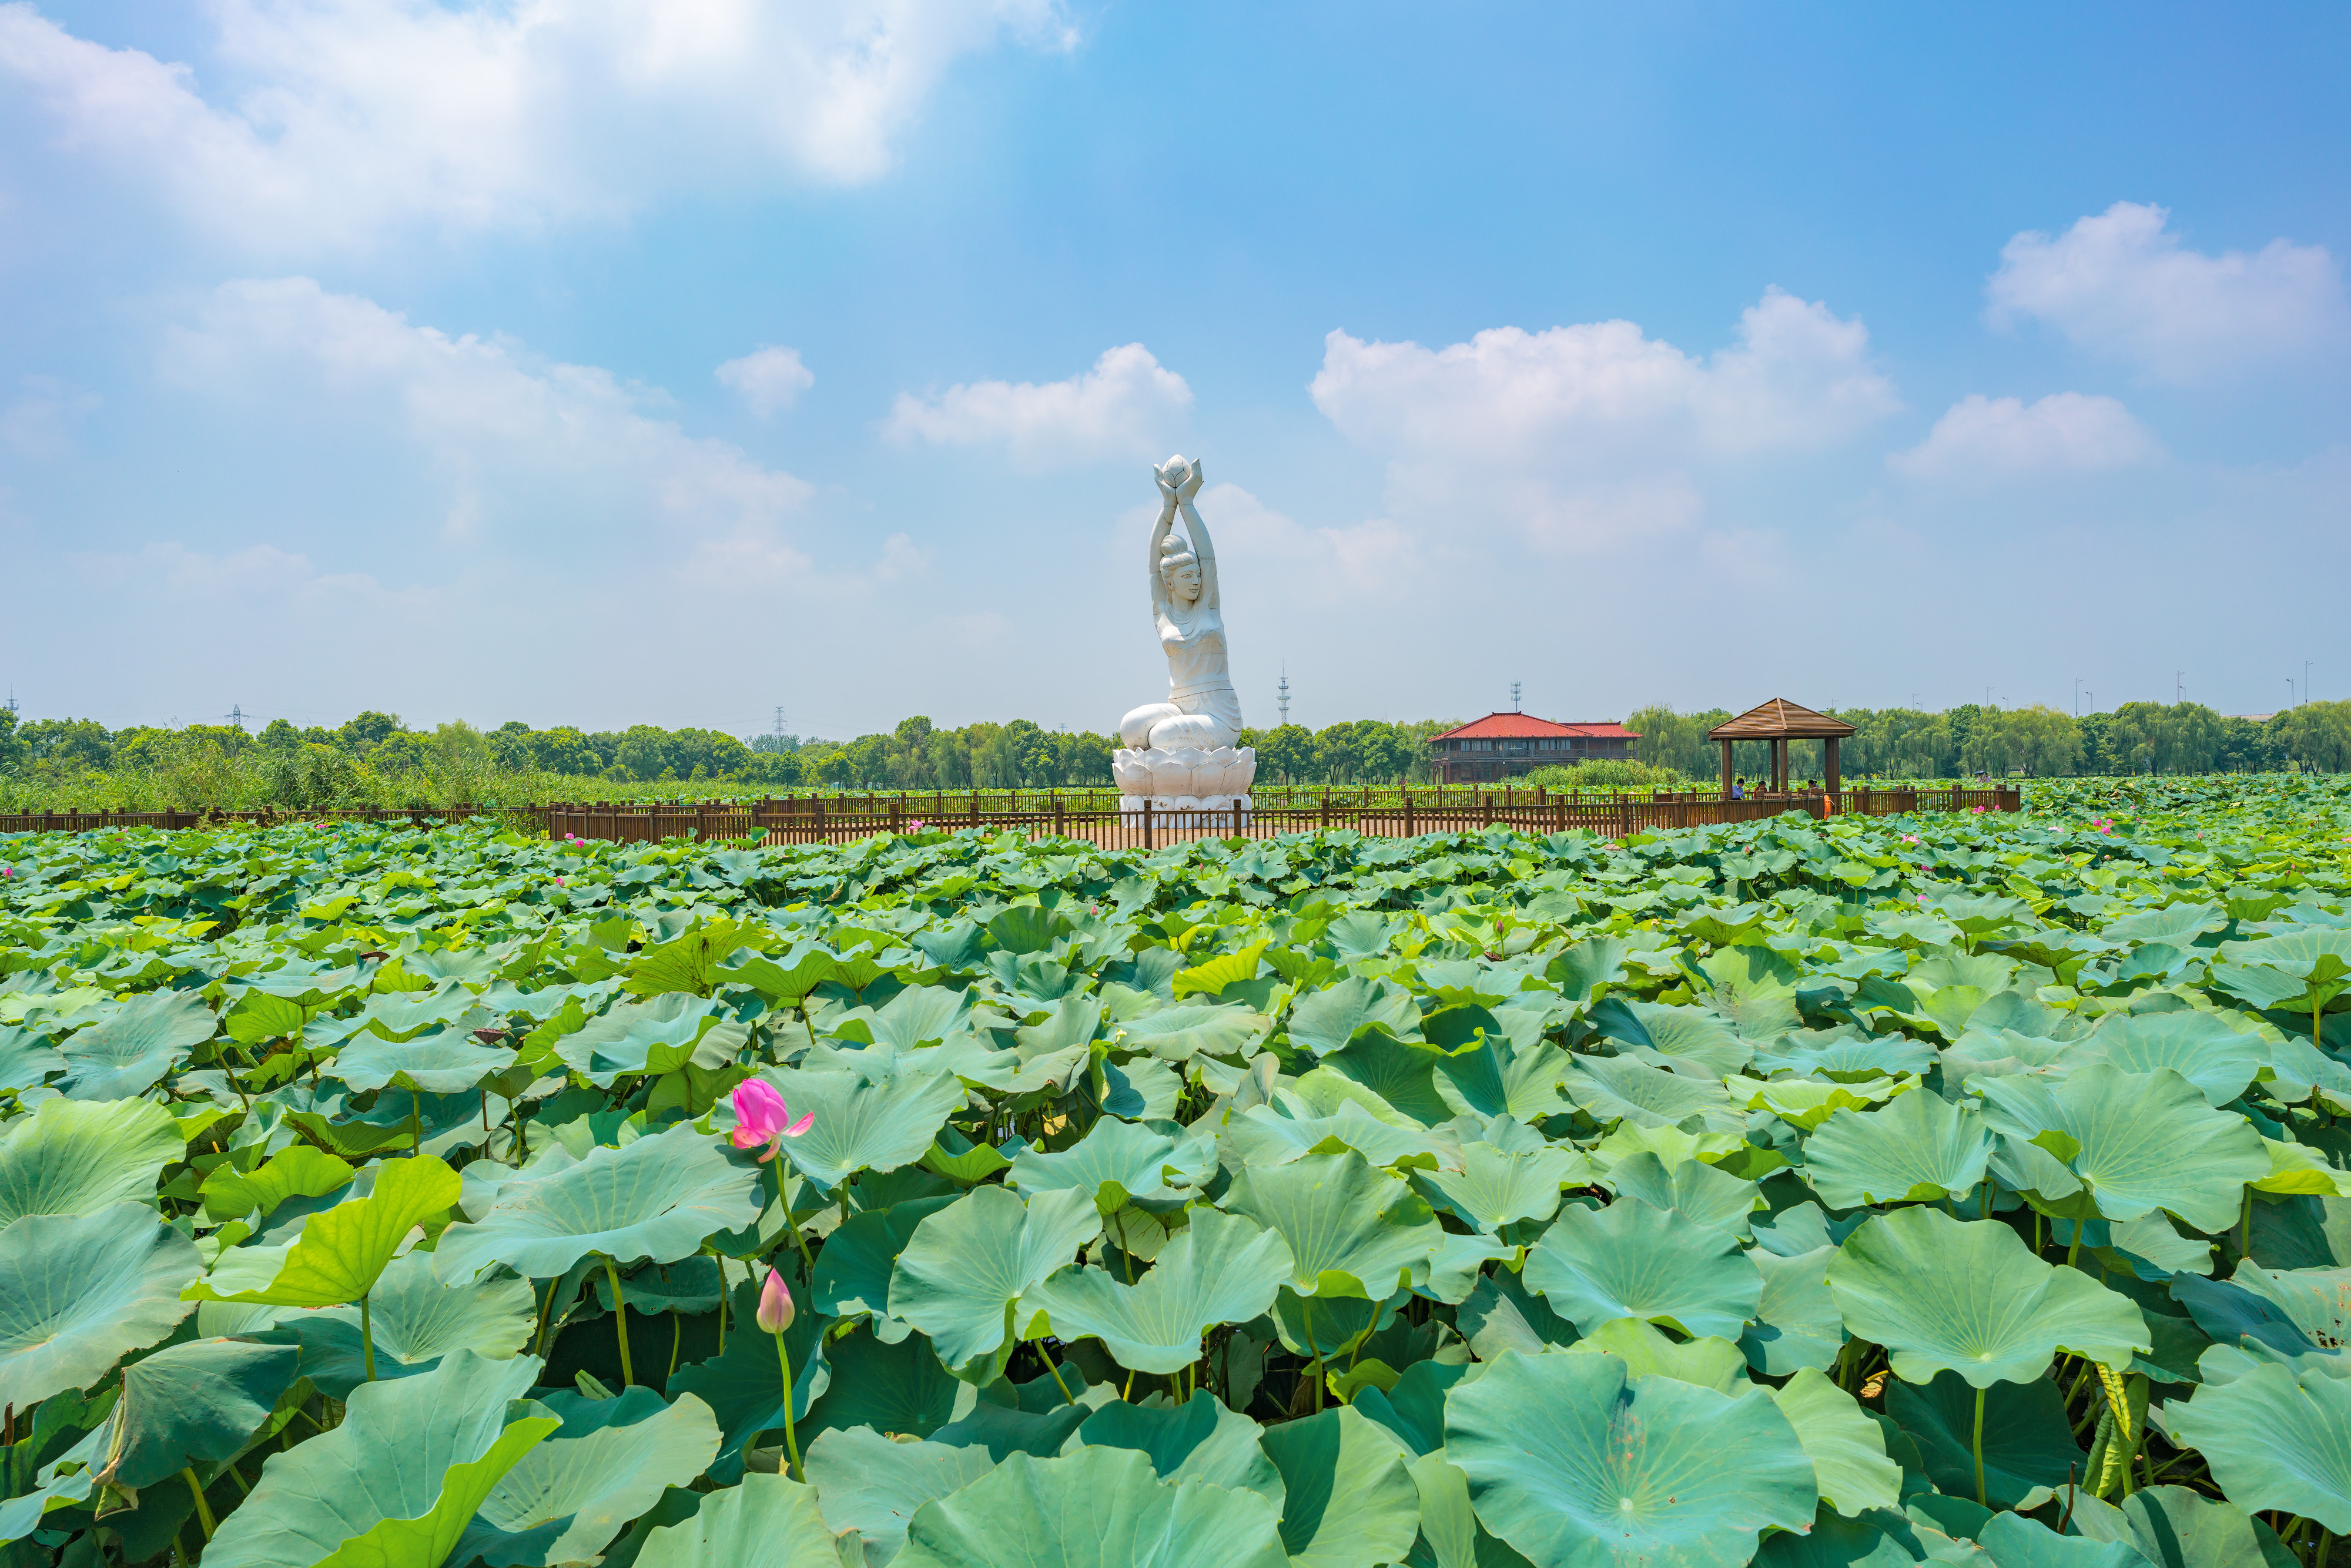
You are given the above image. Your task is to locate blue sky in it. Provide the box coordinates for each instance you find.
[2,1,2345,740]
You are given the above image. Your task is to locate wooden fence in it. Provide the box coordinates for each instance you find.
[1,785,2021,847]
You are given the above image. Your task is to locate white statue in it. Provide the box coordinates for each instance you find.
[1112,455,1256,814]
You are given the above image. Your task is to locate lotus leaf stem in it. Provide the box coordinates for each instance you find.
[1301,1296,1324,1413]
[1971,1383,1987,1507]
[771,1329,803,1481]
[2240,1185,2253,1261]
[182,1469,216,1539]
[669,1309,682,1379]
[360,1292,377,1383]
[604,1255,634,1385]
[1039,1342,1077,1405]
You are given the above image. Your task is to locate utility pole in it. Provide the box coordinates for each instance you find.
[1276,672,1291,726]
[2306,662,2313,705]
[2176,672,2185,704]
[2074,679,2082,717]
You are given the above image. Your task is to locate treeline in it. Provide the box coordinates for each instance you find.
[3,698,2345,812]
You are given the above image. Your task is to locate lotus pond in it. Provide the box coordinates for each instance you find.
[0,776,2347,1567]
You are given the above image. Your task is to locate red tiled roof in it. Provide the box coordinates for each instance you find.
[1428,713,1641,741]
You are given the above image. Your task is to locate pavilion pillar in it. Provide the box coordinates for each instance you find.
[1719,738,1734,799]
[1824,736,1841,803]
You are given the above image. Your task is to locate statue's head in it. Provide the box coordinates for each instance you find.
[1159,535,1203,606]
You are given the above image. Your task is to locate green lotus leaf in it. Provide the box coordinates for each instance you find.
[201,1146,356,1224]
[0,1200,199,1409]
[1975,1513,2145,1567]
[1220,1150,1444,1300]
[2166,1359,2351,1532]
[1412,1141,1581,1234]
[1456,1266,1582,1361]
[798,1322,967,1450]
[1751,1509,1919,1566]
[1287,976,1423,1056]
[1111,1003,1268,1063]
[1694,945,1806,1037]
[812,1194,956,1337]
[631,1472,843,1568]
[55,990,216,1100]
[2226,1262,2351,1346]
[1431,1035,1574,1121]
[1769,1367,1901,1518]
[87,1336,301,1491]
[926,1385,1090,1462]
[1023,1208,1292,1373]
[434,1127,761,1282]
[0,1024,65,1091]
[2068,1009,2266,1107]
[1972,1064,2268,1232]
[1725,1074,1912,1131]
[1742,1245,1846,1376]
[199,1351,557,1568]
[336,1030,515,1095]
[1445,1349,1817,1568]
[1257,1404,1421,1568]
[1826,1207,2148,1386]
[667,1276,832,1482]
[1318,1030,1455,1126]
[765,1066,966,1191]
[551,995,739,1087]
[195,1154,461,1306]
[1565,1318,1749,1392]
[895,1446,1291,1568]
[1752,1028,1938,1082]
[1801,1088,1995,1209]
[1222,1101,1463,1174]
[1602,1150,1761,1239]
[2105,1485,2303,1568]
[0,1094,183,1227]
[1522,1195,1761,1340]
[888,1184,1101,1375]
[1074,1392,1282,1499]
[267,1249,536,1399]
[1884,1370,2086,1511]
[714,943,839,1006]
[1006,1117,1214,1214]
[2254,1138,2351,1197]
[804,1426,999,1564]
[458,1386,721,1568]
[1562,1054,1734,1131]
[1588,997,1756,1077]
[336,984,494,1046]
[832,984,974,1051]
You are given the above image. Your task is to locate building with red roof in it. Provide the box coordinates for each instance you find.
[1426,712,1640,785]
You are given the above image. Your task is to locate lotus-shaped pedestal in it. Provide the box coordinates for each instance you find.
[1113,746,1256,813]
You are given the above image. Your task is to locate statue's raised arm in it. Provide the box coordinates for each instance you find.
[1111,454,1256,814]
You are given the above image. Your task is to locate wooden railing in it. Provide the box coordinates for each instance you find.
[1,786,2021,845]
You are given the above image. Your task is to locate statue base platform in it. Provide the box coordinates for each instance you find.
[1111,745,1257,812]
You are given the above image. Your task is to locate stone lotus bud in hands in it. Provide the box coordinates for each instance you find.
[1154,454,1203,502]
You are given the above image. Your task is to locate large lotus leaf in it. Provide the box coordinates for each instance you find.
[0,1094,183,1227]
[1075,1393,1284,1501]
[1319,1031,1456,1127]
[336,1030,515,1095]
[1603,1150,1761,1239]
[1617,999,1759,1077]
[1522,1195,1761,1340]
[1111,1003,1269,1063]
[1456,1267,1582,1361]
[895,1446,1291,1568]
[1412,1141,1581,1234]
[1256,1404,1421,1568]
[2106,1485,2302,1568]
[202,1146,357,1224]
[1972,1064,2268,1232]
[1430,1036,1574,1121]
[798,1323,967,1448]
[1884,1369,2085,1510]
[667,1277,832,1482]
[200,1351,557,1568]
[1562,1054,1734,1130]
[1006,1117,1214,1214]
[1288,976,1424,1056]
[195,1154,462,1307]
[0,1201,199,1409]
[1752,1510,1919,1567]
[631,1472,843,1568]
[1826,1207,2148,1386]
[1350,1357,1469,1456]
[55,990,216,1099]
[1753,1028,1938,1083]
[1975,1513,2145,1567]
[459,1387,721,1568]
[833,984,974,1051]
[551,995,736,1086]
[765,1065,966,1191]
[1697,946,1806,1038]
[2070,1010,2265,1107]
[0,1025,65,1091]
[1770,1368,1901,1518]
[88,1336,301,1491]
[1564,1318,1749,1392]
[1223,1101,1463,1174]
[2228,1262,2351,1345]
[1220,1150,1444,1299]
[269,1249,536,1399]
[1742,1245,1846,1376]
[1802,1089,1995,1209]
[1726,1074,1912,1131]
[812,1194,956,1336]
[1445,1349,1817,1568]
[889,1184,1101,1375]
[1023,1208,1291,1373]
[434,1127,761,1281]
[805,1426,998,1566]
[926,1392,1090,1463]
[2166,1359,2351,1532]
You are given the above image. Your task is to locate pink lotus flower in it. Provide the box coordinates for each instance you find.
[554,877,567,886]
[1900,835,1918,844]
[908,819,926,832]
[758,1267,795,1333]
[729,1078,812,1157]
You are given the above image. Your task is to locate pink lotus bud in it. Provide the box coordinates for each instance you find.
[757,1268,795,1333]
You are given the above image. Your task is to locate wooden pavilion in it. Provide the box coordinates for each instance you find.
[1706,699,1856,798]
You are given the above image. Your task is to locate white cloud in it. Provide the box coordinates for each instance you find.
[1890,392,2159,481]
[1308,288,1900,552]
[886,343,1192,469]
[716,346,815,417]
[0,375,99,457]
[1986,201,2348,382]
[0,0,1071,249]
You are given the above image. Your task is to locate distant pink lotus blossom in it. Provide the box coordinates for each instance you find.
[729,1078,813,1157]
[908,819,926,832]
[554,877,567,886]
[1900,835,1918,845]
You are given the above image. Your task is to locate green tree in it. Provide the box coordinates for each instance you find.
[339,712,402,750]
[18,718,114,769]
[2269,701,2351,772]
[1252,724,1318,783]
[260,718,303,755]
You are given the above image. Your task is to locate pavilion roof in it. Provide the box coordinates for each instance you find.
[1704,699,1856,741]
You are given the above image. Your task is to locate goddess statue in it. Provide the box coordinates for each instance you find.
[1112,456,1257,813]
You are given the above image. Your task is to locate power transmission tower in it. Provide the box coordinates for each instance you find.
[772,706,788,739]
[1277,672,1291,726]
[228,705,247,731]
[1511,681,1522,713]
